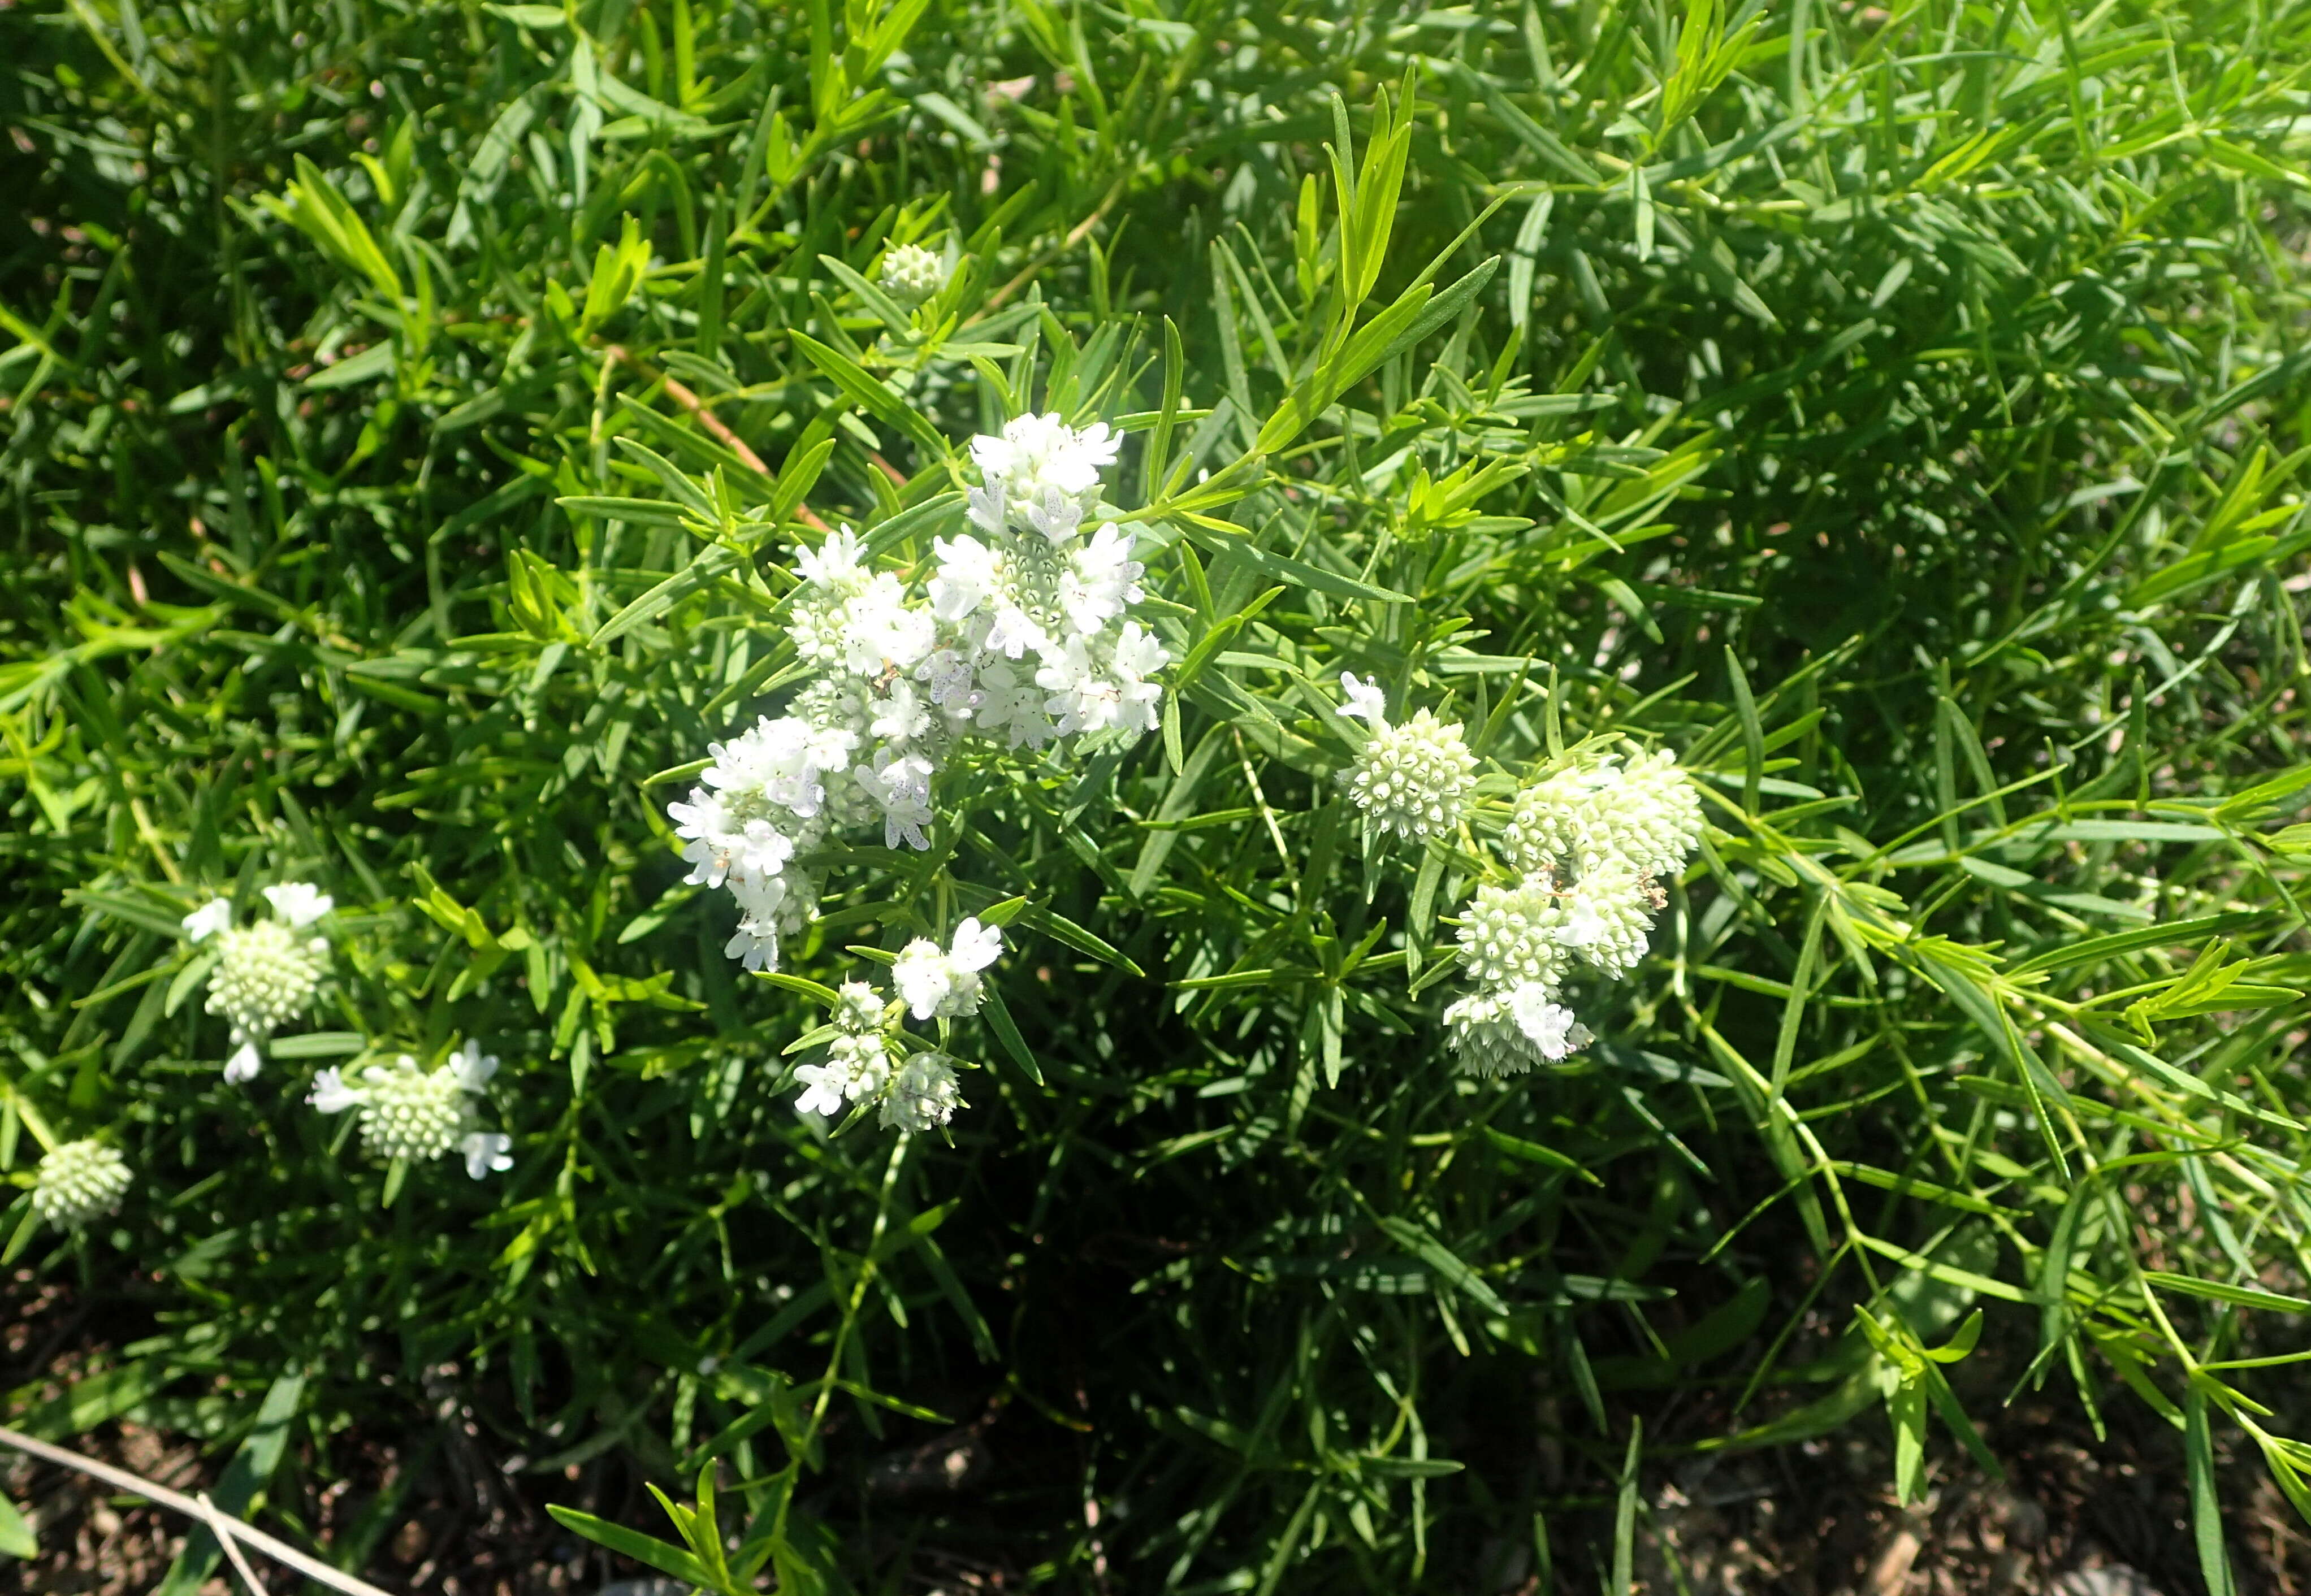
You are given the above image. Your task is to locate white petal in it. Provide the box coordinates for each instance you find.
[461,1132,514,1179]
[307,1068,363,1113]
[451,1040,499,1091]
[224,1042,263,1084]
[181,899,233,942]
[948,917,1004,973]
[262,882,334,927]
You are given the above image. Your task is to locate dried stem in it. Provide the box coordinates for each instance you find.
[0,1425,397,1596]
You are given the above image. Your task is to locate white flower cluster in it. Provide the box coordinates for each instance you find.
[1333,675,1703,1079]
[182,883,333,1083]
[32,1139,133,1229]
[1444,742,1702,1078]
[878,242,947,306]
[791,939,984,1134]
[1337,673,1478,847]
[670,414,1166,979]
[309,1042,513,1179]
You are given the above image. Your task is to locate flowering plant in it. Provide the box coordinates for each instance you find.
[12,3,2311,1589]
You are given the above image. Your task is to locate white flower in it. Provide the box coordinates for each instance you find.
[1107,622,1169,733]
[308,1066,363,1113]
[880,1051,964,1131]
[890,918,1004,1021]
[181,899,232,943]
[972,660,1057,748]
[853,750,935,850]
[1445,989,1592,1078]
[1555,860,1660,978]
[794,1064,850,1118]
[702,714,852,821]
[226,1042,263,1084]
[314,1052,501,1169]
[794,1030,892,1119]
[32,1139,132,1228]
[461,1131,514,1179]
[449,1039,499,1091]
[725,914,785,973]
[878,242,947,305]
[930,535,1003,622]
[968,414,1120,544]
[795,527,869,594]
[261,882,333,927]
[206,918,328,1079]
[1343,708,1478,846]
[838,574,937,676]
[983,602,1054,662]
[1060,524,1144,636]
[1336,671,1390,727]
[1035,637,1107,734]
[949,917,1003,974]
[1507,983,1584,1060]
[892,938,954,1020]
[915,649,981,717]
[870,679,934,746]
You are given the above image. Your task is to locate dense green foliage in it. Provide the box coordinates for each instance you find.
[7,0,2311,1588]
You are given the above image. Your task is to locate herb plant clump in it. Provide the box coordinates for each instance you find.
[6,0,2311,1588]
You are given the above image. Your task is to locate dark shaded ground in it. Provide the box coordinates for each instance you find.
[8,1267,2309,1595]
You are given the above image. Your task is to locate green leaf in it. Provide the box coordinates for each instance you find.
[155,1371,306,1596]
[547,1506,717,1589]
[0,1494,32,1561]
[789,331,950,461]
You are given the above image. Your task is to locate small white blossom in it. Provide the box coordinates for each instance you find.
[849,750,932,851]
[261,882,334,927]
[968,414,1120,544]
[461,1132,514,1179]
[892,918,1004,1020]
[32,1139,132,1228]
[1444,988,1592,1078]
[449,1039,499,1091]
[930,534,1003,622]
[1060,524,1144,636]
[1555,860,1661,978]
[181,899,232,943]
[795,527,869,594]
[1336,671,1390,727]
[308,1066,363,1114]
[795,1031,892,1119]
[1507,984,1585,1060]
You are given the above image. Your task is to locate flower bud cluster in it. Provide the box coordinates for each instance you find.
[1445,749,1702,1078]
[309,1042,513,1179]
[878,243,947,306]
[33,1139,132,1228]
[1504,748,1703,879]
[183,883,333,1083]
[1336,673,1477,847]
[791,972,970,1134]
[670,414,1166,981]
